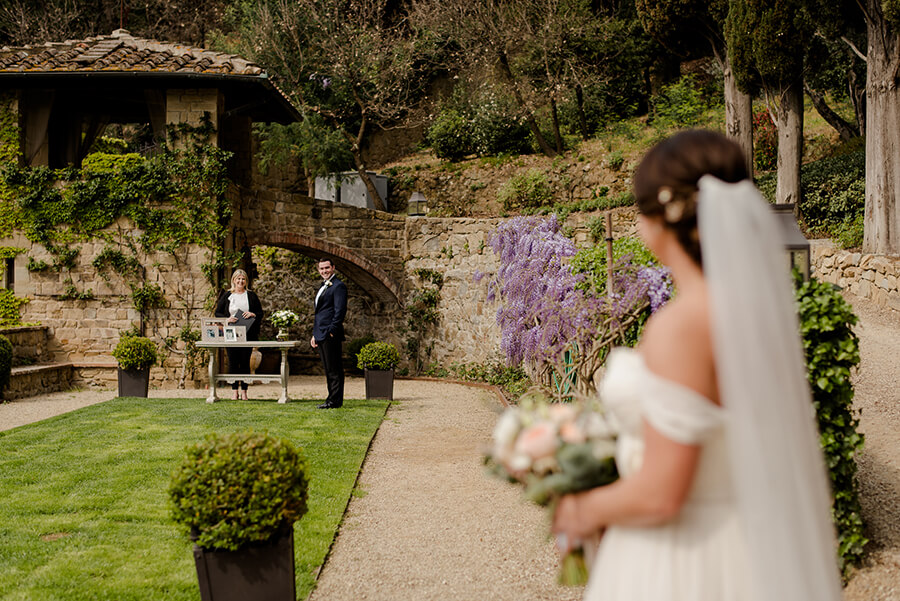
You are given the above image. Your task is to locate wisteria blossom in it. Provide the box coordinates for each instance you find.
[485,215,673,397]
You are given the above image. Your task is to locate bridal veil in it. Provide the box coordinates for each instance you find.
[697,176,842,600]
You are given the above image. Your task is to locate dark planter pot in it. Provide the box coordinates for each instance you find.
[364,368,394,400]
[193,527,295,601]
[117,366,150,398]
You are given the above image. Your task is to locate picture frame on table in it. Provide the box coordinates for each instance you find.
[200,318,230,342]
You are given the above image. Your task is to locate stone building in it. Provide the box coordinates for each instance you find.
[0,29,509,392]
[0,29,304,391]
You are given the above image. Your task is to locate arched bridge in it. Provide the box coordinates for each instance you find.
[235,193,408,305]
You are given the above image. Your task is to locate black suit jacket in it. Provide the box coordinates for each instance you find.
[215,290,263,341]
[313,277,347,342]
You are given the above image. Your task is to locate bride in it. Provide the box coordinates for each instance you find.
[552,130,842,600]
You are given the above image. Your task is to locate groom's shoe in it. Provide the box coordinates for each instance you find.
[317,402,342,409]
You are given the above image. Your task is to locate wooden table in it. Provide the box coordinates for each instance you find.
[195,340,302,404]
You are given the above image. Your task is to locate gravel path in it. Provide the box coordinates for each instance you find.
[308,379,578,601]
[1,297,899,600]
[842,295,900,601]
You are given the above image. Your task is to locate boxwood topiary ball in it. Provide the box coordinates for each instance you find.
[169,430,309,552]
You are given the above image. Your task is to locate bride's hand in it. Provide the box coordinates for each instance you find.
[552,493,601,551]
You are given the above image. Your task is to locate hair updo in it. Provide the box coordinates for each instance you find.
[633,129,749,267]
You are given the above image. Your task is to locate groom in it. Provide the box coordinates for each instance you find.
[310,258,347,409]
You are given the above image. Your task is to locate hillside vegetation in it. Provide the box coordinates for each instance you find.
[382,89,864,249]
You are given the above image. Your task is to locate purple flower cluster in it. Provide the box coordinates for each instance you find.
[486,217,673,370]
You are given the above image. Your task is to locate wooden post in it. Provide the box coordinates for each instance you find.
[605,212,614,294]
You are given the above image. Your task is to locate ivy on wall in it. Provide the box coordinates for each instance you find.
[402,267,444,375]
[0,100,238,382]
[795,275,867,578]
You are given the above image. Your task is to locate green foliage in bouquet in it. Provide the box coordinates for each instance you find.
[795,275,866,578]
[357,342,400,371]
[169,430,310,552]
[0,333,12,394]
[111,334,158,370]
[523,443,618,506]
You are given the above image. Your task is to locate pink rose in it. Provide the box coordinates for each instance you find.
[515,421,559,461]
[559,421,586,444]
[547,403,576,424]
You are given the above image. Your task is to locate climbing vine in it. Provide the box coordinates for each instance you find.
[795,275,867,579]
[403,267,444,375]
[0,108,237,383]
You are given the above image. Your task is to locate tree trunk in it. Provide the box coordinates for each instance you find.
[863,0,900,254]
[722,50,754,178]
[848,68,866,136]
[575,84,589,140]
[345,114,386,212]
[304,166,314,198]
[497,51,557,157]
[804,82,859,141]
[353,157,386,212]
[549,97,564,153]
[775,81,803,205]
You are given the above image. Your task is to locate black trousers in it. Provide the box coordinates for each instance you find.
[226,347,251,390]
[317,337,344,406]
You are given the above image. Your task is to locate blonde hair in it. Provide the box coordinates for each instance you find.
[229,269,250,293]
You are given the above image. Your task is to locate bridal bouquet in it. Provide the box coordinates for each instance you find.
[486,396,618,585]
[268,310,299,330]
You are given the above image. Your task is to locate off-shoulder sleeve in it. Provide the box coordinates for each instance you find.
[639,373,724,445]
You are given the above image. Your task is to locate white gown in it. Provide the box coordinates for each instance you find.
[584,347,753,601]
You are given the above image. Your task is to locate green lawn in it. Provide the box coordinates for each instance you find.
[0,396,390,601]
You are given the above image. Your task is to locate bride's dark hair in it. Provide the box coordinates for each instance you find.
[633,129,749,266]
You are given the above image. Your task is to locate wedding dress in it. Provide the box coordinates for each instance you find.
[581,177,842,601]
[585,347,752,600]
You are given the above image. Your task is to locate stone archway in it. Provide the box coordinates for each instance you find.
[247,231,403,306]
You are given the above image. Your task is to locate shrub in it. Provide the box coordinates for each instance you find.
[346,334,377,372]
[470,92,531,157]
[426,109,473,161]
[169,430,310,551]
[607,150,624,171]
[753,108,778,172]
[756,149,865,250]
[795,276,866,578]
[357,342,400,371]
[450,360,530,399]
[498,169,554,212]
[650,74,708,129]
[0,334,11,394]
[111,334,158,370]
[798,151,865,239]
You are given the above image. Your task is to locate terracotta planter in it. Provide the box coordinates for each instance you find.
[364,368,394,400]
[192,527,295,601]
[117,366,150,397]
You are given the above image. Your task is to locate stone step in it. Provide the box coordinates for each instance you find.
[5,362,75,401]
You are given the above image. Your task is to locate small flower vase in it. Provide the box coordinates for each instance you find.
[276,329,289,341]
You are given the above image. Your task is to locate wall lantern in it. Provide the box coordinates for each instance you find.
[772,203,810,281]
[408,191,427,216]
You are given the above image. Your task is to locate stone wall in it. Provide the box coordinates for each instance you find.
[166,88,222,145]
[1,223,213,387]
[812,240,900,313]
[0,325,52,366]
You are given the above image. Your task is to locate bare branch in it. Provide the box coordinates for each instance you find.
[840,35,868,62]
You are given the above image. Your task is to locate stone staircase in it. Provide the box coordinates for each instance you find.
[3,326,76,400]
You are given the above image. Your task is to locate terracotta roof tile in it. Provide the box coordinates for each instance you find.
[0,29,264,77]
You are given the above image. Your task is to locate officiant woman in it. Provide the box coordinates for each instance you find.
[214,269,264,400]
